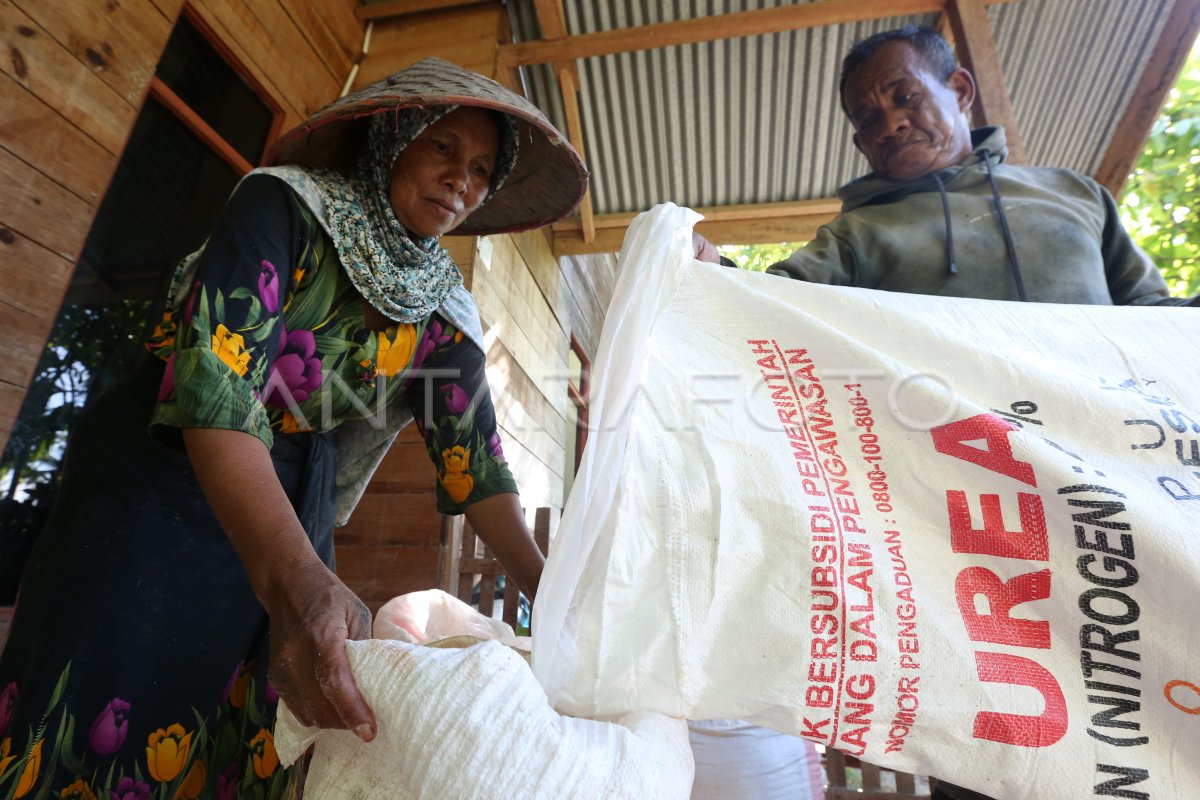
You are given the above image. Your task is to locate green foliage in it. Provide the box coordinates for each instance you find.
[1119,38,1200,297]
[716,241,804,272]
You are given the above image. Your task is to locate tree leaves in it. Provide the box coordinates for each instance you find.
[1120,39,1200,297]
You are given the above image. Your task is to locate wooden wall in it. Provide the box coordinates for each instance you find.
[0,0,363,456]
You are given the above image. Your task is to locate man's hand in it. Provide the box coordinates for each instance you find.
[692,232,721,264]
[265,561,377,739]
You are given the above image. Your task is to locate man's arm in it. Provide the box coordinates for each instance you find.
[765,226,858,286]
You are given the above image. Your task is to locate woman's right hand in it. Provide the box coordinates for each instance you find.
[264,559,377,739]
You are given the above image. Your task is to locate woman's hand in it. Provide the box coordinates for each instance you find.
[263,559,376,736]
[183,428,376,740]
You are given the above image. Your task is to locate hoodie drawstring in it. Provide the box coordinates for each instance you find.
[931,173,957,276]
[980,149,1028,301]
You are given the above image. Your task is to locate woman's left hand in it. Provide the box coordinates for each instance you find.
[263,559,377,737]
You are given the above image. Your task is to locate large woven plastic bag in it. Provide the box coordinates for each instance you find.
[274,590,693,799]
[532,203,1200,799]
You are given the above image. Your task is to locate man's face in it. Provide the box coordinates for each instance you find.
[842,41,976,182]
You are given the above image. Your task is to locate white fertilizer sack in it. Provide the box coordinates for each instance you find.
[533,204,1200,799]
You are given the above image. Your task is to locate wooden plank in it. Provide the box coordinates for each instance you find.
[0,379,26,456]
[533,0,568,39]
[459,556,505,575]
[0,0,135,155]
[478,572,496,617]
[552,199,840,255]
[501,572,519,627]
[558,257,607,356]
[278,0,356,80]
[185,2,305,129]
[334,542,441,602]
[358,5,503,86]
[946,0,1024,163]
[335,492,443,546]
[484,334,568,453]
[472,234,572,419]
[443,234,477,288]
[554,215,828,255]
[350,433,438,494]
[0,226,75,320]
[533,506,551,555]
[861,760,882,789]
[438,514,462,594]
[356,41,496,86]
[1095,0,1200,195]
[312,0,366,62]
[12,0,170,107]
[510,227,581,344]
[557,66,594,242]
[494,420,563,509]
[147,0,185,23]
[0,78,115,203]
[555,198,843,231]
[357,0,492,22]
[0,299,48,388]
[192,0,330,122]
[498,0,1021,67]
[369,4,503,57]
[242,0,343,101]
[0,145,95,259]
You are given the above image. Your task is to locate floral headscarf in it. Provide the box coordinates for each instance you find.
[309,106,519,323]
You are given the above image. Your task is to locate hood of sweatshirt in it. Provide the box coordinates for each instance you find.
[834,126,1028,299]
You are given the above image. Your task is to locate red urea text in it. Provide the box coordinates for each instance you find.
[930,412,1067,748]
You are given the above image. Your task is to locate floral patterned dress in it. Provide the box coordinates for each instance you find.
[0,175,516,800]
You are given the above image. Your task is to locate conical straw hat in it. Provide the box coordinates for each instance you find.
[267,57,588,236]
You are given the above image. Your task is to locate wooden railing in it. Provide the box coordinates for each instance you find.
[440,507,551,630]
[825,749,929,799]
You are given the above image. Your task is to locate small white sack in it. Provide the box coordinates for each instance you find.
[532,204,1200,799]
[373,587,524,646]
[275,591,694,800]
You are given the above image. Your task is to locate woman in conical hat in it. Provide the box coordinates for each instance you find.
[0,58,585,798]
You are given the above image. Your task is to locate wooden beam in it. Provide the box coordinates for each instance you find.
[357,0,492,22]
[533,0,568,39]
[149,77,253,175]
[1095,0,1200,196]
[557,65,595,243]
[946,0,1025,162]
[498,0,1022,67]
[552,198,842,255]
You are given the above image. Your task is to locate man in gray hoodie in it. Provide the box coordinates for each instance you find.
[763,25,1195,308]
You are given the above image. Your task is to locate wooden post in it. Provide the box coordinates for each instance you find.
[946,0,1026,163]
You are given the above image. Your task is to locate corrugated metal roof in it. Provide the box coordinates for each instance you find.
[508,0,1174,219]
